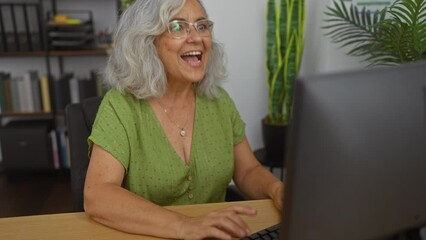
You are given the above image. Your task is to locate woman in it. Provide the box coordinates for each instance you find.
[84,0,284,239]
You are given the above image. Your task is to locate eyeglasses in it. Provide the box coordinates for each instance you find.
[167,19,214,39]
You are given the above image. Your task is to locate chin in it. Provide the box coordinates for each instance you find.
[184,71,206,83]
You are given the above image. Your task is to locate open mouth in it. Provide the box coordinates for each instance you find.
[181,51,203,66]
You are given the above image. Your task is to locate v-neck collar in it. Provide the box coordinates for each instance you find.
[146,95,198,167]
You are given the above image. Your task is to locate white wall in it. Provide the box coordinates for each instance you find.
[0,0,369,150]
[203,0,269,150]
[204,0,367,150]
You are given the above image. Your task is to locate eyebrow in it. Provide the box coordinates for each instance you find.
[170,17,207,22]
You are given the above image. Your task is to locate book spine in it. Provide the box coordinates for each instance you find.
[22,72,35,112]
[78,77,97,101]
[92,70,105,97]
[10,78,21,112]
[17,77,28,112]
[69,77,80,104]
[0,74,5,113]
[58,128,68,168]
[53,75,71,111]
[39,76,51,113]
[3,75,13,112]
[31,76,42,112]
[50,130,60,169]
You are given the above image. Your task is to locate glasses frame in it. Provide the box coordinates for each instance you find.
[167,19,214,39]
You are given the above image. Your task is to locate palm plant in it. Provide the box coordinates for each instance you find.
[323,0,426,66]
[266,0,305,125]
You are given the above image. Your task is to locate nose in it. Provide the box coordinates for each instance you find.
[186,26,202,41]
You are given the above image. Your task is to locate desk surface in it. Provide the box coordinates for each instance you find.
[0,199,280,240]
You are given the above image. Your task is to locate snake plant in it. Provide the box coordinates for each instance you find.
[266,0,306,125]
[324,0,426,66]
[121,0,135,11]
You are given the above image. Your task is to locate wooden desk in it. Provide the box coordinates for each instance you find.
[0,199,280,240]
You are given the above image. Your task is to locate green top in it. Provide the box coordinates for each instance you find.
[88,88,246,206]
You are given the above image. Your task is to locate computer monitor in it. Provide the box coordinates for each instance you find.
[281,61,426,240]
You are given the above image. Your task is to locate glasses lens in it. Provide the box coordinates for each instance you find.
[167,20,213,38]
[168,21,189,38]
[194,20,213,37]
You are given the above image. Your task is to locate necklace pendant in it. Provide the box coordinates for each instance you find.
[180,130,186,137]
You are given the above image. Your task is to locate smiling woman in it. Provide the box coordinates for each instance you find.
[83,0,284,239]
[106,0,226,99]
[154,0,213,87]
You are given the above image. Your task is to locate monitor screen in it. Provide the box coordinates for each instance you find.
[281,61,426,240]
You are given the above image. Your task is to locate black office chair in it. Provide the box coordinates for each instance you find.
[65,97,245,211]
[66,97,102,211]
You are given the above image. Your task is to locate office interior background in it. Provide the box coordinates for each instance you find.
[2,1,426,239]
[0,0,369,155]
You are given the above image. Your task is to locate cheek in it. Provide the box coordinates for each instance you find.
[155,37,174,60]
[204,40,213,61]
[159,42,180,64]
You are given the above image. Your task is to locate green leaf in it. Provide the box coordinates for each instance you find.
[323,0,426,66]
[266,0,305,124]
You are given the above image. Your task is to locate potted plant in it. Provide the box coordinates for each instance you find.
[262,0,305,166]
[323,0,426,66]
[121,0,135,11]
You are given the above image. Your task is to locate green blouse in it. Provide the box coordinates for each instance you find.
[88,88,246,206]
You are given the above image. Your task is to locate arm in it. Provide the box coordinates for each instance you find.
[84,144,257,239]
[232,138,284,210]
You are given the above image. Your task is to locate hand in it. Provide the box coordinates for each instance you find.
[178,205,257,240]
[269,181,284,211]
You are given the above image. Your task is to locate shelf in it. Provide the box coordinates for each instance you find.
[47,21,91,28]
[0,112,53,117]
[49,49,110,56]
[0,51,47,57]
[0,49,110,57]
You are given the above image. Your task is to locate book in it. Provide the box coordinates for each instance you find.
[49,130,60,169]
[17,77,29,112]
[10,77,21,112]
[0,73,6,113]
[39,76,51,112]
[52,74,72,111]
[58,128,69,168]
[78,77,97,101]
[31,76,42,112]
[22,70,39,112]
[3,74,13,112]
[69,77,80,103]
[91,70,106,97]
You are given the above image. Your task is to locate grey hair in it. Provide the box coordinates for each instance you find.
[104,0,227,99]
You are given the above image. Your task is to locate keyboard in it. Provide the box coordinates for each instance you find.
[243,223,280,240]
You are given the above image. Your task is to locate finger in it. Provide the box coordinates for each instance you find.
[214,217,250,238]
[218,206,257,236]
[274,198,283,211]
[228,205,257,216]
[207,227,233,240]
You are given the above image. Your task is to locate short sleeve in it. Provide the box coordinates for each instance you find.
[220,88,246,145]
[88,90,130,171]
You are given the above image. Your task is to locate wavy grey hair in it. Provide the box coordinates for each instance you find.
[104,0,227,99]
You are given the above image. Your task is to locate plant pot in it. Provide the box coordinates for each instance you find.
[261,118,287,167]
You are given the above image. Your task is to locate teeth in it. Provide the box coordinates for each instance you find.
[182,51,202,56]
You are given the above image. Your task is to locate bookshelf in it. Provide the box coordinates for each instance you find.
[0,0,119,171]
[0,48,109,57]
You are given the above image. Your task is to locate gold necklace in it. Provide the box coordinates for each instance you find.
[155,99,190,137]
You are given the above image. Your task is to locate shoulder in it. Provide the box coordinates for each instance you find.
[101,89,141,109]
[198,87,238,112]
[97,89,145,120]
[216,87,237,108]
[217,87,230,99]
[204,87,233,103]
[103,88,136,103]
